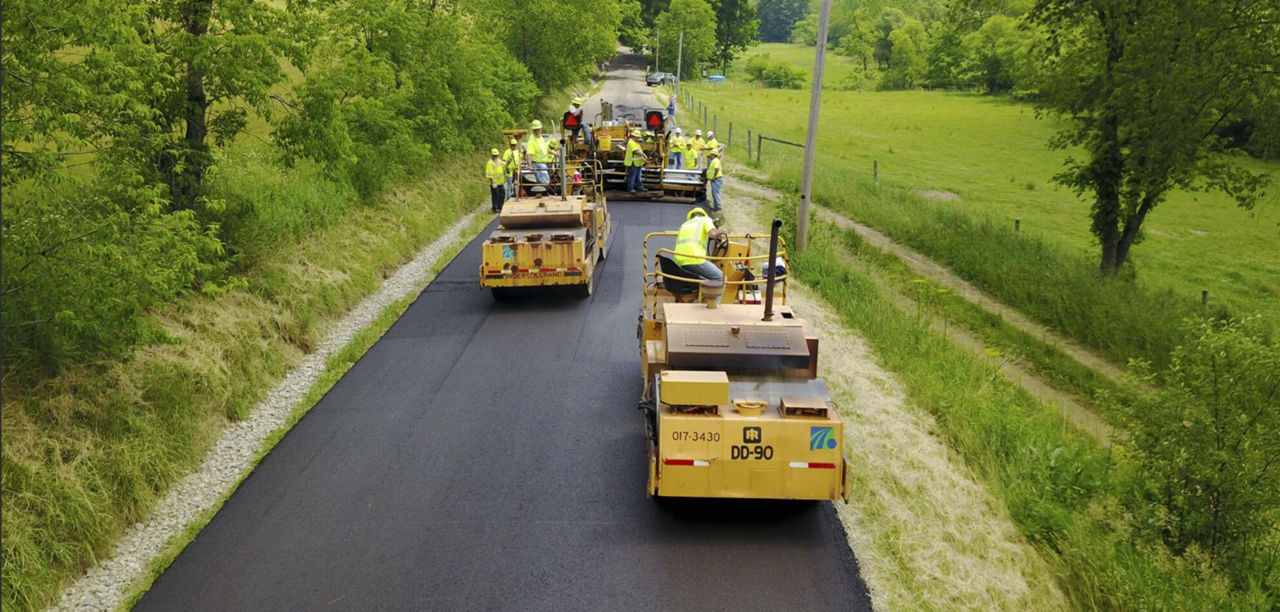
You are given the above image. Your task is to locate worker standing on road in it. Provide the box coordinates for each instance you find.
[706,150,724,212]
[705,131,722,160]
[525,120,552,189]
[667,94,677,125]
[486,148,507,213]
[687,129,704,170]
[501,138,522,197]
[624,129,648,193]
[673,207,726,282]
[668,127,685,169]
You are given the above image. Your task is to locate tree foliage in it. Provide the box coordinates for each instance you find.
[1030,0,1279,274]
[710,0,759,74]
[756,0,808,43]
[654,0,717,78]
[1122,317,1280,590]
[474,0,621,91]
[743,53,807,88]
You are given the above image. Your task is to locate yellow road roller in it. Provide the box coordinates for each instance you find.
[479,159,611,300]
[637,219,848,500]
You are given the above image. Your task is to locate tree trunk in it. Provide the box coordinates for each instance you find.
[1092,111,1124,274]
[165,0,212,210]
[1114,194,1157,271]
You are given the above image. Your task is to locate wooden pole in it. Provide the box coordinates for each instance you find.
[797,0,834,251]
[747,129,752,159]
[1015,219,1021,232]
[873,160,878,182]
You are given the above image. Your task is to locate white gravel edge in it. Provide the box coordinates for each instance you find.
[51,205,487,612]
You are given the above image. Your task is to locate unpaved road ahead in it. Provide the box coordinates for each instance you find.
[137,54,870,610]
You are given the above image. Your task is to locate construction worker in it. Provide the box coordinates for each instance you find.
[525,120,552,189]
[706,149,724,212]
[688,129,705,170]
[705,131,722,160]
[501,138,522,197]
[565,97,591,145]
[624,128,647,193]
[485,148,507,212]
[668,127,685,169]
[673,207,726,282]
[667,94,677,124]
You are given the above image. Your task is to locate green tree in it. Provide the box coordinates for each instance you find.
[711,0,758,74]
[960,14,1031,93]
[654,0,717,78]
[474,0,620,90]
[879,19,927,89]
[1121,317,1280,588]
[618,0,648,49]
[756,0,808,42]
[871,7,908,69]
[1030,0,1278,274]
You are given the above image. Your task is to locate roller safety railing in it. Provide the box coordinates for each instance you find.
[641,231,789,312]
[515,158,606,199]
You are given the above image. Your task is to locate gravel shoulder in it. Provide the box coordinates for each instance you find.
[720,176,1068,610]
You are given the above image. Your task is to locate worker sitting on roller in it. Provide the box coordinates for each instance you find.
[673,207,726,283]
[501,138,522,197]
[565,97,591,145]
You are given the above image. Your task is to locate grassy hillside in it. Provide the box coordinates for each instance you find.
[681,54,1279,364]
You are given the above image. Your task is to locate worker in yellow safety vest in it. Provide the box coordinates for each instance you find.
[668,127,685,169]
[687,129,705,169]
[501,138,522,197]
[706,149,724,212]
[673,207,726,282]
[705,131,722,160]
[485,148,507,212]
[525,119,552,188]
[624,128,647,193]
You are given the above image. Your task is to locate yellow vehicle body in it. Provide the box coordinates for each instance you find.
[638,228,849,500]
[564,110,706,201]
[479,173,611,298]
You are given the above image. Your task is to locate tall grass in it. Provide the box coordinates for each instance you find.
[0,154,486,611]
[770,199,1247,607]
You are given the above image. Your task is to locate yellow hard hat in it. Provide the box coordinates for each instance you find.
[491,148,500,156]
[530,119,542,130]
[630,129,641,137]
[509,138,517,145]
[687,207,708,220]
[548,139,559,148]
[572,96,585,105]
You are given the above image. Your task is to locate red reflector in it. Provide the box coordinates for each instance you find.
[567,266,581,272]
[487,270,501,275]
[663,459,694,466]
[541,267,557,273]
[810,462,837,469]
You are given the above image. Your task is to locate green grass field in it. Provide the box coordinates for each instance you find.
[682,47,1279,362]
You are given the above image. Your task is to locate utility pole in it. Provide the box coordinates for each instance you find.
[675,31,684,96]
[655,26,660,73]
[797,0,832,252]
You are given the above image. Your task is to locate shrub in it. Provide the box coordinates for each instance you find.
[744,54,807,89]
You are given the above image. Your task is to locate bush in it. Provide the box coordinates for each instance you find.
[744,54,807,89]
[1120,316,1280,591]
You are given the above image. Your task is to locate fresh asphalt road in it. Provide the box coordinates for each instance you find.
[138,55,871,612]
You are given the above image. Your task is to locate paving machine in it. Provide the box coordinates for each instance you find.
[637,220,849,500]
[563,104,706,201]
[479,149,611,300]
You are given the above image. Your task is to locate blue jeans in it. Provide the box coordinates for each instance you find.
[532,162,550,188]
[679,259,723,282]
[709,177,723,210]
[669,152,684,169]
[626,164,643,191]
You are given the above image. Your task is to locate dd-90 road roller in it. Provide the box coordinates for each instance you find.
[637,220,849,500]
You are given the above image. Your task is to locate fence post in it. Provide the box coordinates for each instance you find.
[1015,219,1021,232]
[1202,290,1209,306]
[873,160,879,182]
[756,134,762,164]
[714,114,718,134]
[747,129,752,159]
[728,122,733,148]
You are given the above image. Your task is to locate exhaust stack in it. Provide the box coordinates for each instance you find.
[559,138,568,201]
[763,218,782,321]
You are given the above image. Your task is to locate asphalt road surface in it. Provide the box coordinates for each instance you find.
[138,53,870,612]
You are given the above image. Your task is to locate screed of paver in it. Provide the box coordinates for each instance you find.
[721,176,1068,611]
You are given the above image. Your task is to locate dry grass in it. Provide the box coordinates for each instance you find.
[721,179,1067,610]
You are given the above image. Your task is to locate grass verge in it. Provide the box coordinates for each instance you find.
[769,198,1247,607]
[0,155,486,612]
